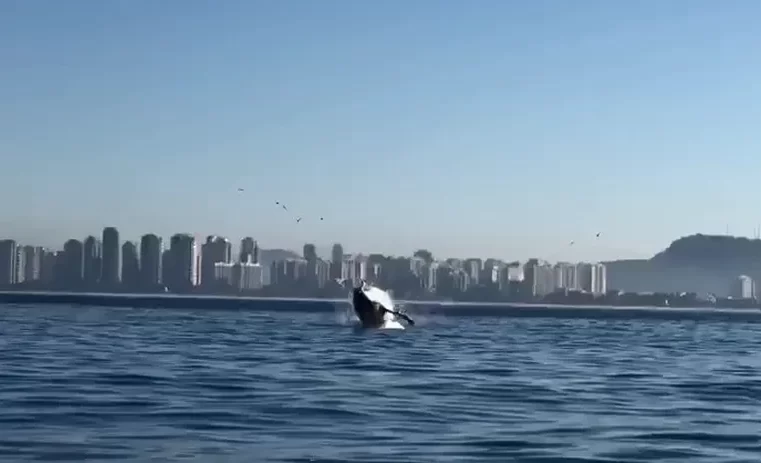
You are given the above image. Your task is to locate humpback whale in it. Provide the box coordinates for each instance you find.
[351,280,415,328]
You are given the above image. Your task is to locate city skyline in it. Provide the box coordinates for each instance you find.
[3,224,760,265]
[2,2,761,261]
[4,225,761,305]
[0,226,611,304]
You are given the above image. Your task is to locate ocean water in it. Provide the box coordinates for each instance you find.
[1,302,761,462]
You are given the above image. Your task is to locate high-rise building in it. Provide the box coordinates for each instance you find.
[314,259,331,288]
[591,263,607,295]
[22,245,42,282]
[214,261,265,291]
[531,262,555,297]
[121,241,140,288]
[62,239,84,287]
[303,243,318,286]
[12,244,25,285]
[161,249,171,287]
[239,237,258,264]
[553,262,578,291]
[482,259,502,285]
[169,233,200,289]
[101,227,121,285]
[499,262,524,296]
[506,262,524,282]
[50,251,64,283]
[410,257,426,279]
[452,267,471,293]
[139,234,163,287]
[578,262,607,295]
[202,236,232,285]
[39,249,56,283]
[423,262,439,292]
[366,261,381,282]
[291,259,308,282]
[464,258,481,286]
[269,258,308,286]
[0,240,17,286]
[433,263,455,294]
[330,243,343,279]
[522,258,539,295]
[341,254,367,286]
[577,263,591,292]
[239,262,264,290]
[83,235,102,286]
[732,275,755,299]
[303,243,317,262]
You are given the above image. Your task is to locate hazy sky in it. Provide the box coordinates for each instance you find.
[1,0,760,262]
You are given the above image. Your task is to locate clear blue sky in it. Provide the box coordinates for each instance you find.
[1,0,760,262]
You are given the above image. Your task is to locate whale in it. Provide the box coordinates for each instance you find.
[351,280,414,329]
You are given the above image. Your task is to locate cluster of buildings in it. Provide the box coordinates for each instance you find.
[520,260,607,296]
[0,229,266,292]
[405,258,607,297]
[0,228,608,300]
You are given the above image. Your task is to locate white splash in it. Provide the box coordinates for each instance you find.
[334,301,357,326]
[381,318,405,330]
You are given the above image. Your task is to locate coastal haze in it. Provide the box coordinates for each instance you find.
[1,229,759,308]
[3,1,761,463]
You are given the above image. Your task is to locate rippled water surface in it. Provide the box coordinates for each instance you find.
[2,303,761,462]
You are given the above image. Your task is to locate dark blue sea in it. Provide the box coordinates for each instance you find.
[2,301,761,462]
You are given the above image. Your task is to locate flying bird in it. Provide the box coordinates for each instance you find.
[272,200,324,224]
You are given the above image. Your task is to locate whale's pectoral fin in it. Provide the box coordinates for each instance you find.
[379,305,415,326]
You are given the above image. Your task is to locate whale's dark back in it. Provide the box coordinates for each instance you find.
[352,288,385,328]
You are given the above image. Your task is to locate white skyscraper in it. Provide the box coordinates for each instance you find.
[731,275,755,299]
[590,263,607,295]
[215,261,264,291]
[554,262,579,291]
[577,262,607,295]
[532,262,556,297]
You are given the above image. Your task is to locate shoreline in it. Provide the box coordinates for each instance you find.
[0,290,341,312]
[2,290,761,322]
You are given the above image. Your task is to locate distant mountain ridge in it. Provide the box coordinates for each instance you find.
[605,234,761,296]
[651,234,761,267]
